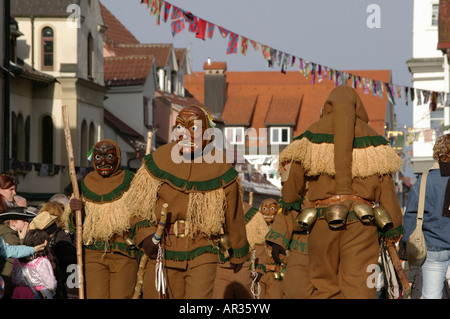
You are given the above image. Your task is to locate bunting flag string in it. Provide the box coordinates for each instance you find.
[142,0,450,111]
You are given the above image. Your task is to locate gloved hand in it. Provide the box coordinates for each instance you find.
[141,234,159,259]
[69,198,83,211]
[230,262,243,273]
[269,242,286,265]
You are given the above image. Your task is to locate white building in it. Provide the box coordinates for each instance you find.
[407,0,450,173]
[10,0,107,201]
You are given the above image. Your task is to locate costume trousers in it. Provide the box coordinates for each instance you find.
[84,249,138,299]
[143,260,217,299]
[212,263,253,299]
[282,253,314,299]
[308,219,379,299]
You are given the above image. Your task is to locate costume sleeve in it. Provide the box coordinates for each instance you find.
[223,179,249,264]
[280,161,307,211]
[377,174,405,241]
[265,210,299,251]
[0,237,34,259]
[130,216,156,247]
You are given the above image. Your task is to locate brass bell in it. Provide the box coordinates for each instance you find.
[124,237,136,249]
[219,234,232,259]
[324,204,348,229]
[353,203,374,224]
[274,271,282,281]
[373,206,393,232]
[294,208,317,231]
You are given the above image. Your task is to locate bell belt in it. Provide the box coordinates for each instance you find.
[311,194,371,207]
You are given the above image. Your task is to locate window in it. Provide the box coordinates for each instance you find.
[225,127,245,145]
[270,127,290,145]
[430,107,444,131]
[42,27,54,70]
[431,4,439,27]
[42,116,53,164]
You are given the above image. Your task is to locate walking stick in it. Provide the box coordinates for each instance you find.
[62,105,84,299]
[132,132,153,299]
[386,240,411,299]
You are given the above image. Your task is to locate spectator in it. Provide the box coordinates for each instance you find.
[0,173,18,212]
[30,201,77,298]
[0,207,36,298]
[11,229,57,299]
[402,134,450,299]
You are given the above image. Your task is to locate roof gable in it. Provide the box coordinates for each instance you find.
[100,1,140,49]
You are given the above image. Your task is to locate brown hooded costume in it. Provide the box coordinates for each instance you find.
[125,106,249,299]
[275,86,404,299]
[63,139,139,299]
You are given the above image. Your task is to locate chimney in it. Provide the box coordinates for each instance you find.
[203,60,227,116]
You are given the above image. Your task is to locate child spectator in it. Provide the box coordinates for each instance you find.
[11,229,57,299]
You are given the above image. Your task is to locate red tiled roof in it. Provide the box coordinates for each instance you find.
[222,94,257,125]
[185,70,391,136]
[100,2,140,49]
[104,55,154,86]
[113,44,173,68]
[203,61,227,71]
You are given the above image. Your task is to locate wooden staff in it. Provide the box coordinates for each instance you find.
[62,105,84,299]
[249,191,253,206]
[132,131,153,299]
[386,240,411,299]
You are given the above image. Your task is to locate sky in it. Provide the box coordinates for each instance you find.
[100,0,414,128]
[100,0,416,178]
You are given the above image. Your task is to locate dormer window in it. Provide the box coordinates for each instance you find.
[42,27,54,70]
[270,127,290,145]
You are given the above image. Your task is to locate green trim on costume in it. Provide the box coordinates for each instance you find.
[164,245,220,261]
[293,130,389,148]
[289,239,308,254]
[218,242,251,262]
[80,170,134,202]
[85,240,139,257]
[279,198,303,211]
[244,207,259,224]
[265,228,290,249]
[379,225,405,241]
[128,220,156,240]
[144,153,238,191]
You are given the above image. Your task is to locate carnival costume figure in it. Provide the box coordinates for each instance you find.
[271,86,404,299]
[63,139,139,299]
[126,105,249,299]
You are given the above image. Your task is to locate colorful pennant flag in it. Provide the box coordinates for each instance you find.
[163,2,171,22]
[218,26,229,38]
[207,22,215,38]
[240,36,249,56]
[171,6,185,36]
[196,18,207,40]
[250,40,259,52]
[261,44,271,60]
[227,32,239,54]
